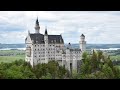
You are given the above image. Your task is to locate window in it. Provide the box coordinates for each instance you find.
[38,49,39,50]
[39,55,40,57]
[35,49,36,50]
[35,45,36,47]
[38,45,39,47]
[50,45,51,46]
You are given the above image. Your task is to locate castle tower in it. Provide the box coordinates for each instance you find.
[35,17,40,33]
[80,34,86,52]
[66,47,71,71]
[68,42,71,49]
[44,26,48,63]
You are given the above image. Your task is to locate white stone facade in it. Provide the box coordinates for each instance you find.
[25,18,86,71]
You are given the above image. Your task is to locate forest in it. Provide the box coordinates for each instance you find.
[0,50,120,79]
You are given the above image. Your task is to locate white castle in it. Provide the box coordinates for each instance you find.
[25,18,86,72]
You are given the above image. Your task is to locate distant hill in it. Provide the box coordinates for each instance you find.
[0,44,120,49]
[0,44,25,49]
[65,44,120,49]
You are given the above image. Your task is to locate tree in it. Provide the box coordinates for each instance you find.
[41,73,52,79]
[102,63,114,79]
[90,50,98,72]
[80,50,120,79]
[82,52,88,63]
[57,66,67,79]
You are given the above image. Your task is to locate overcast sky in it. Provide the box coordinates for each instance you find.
[0,11,120,44]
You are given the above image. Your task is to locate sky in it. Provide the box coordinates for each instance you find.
[0,11,120,44]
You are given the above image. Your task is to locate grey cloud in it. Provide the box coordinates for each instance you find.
[0,11,120,44]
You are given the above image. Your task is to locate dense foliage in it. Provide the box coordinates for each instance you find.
[72,50,120,79]
[0,60,68,79]
[0,50,120,79]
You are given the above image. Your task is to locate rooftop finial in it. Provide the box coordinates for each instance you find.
[45,26,47,30]
[81,34,85,37]
[35,17,40,33]
[45,26,48,35]
[28,30,30,35]
[36,17,39,25]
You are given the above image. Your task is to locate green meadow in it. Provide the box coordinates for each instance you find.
[0,50,25,63]
[0,50,120,63]
[110,55,120,61]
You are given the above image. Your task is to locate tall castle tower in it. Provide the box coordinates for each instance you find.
[35,17,40,33]
[44,27,48,63]
[80,34,86,52]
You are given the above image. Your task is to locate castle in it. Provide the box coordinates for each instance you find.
[25,18,86,72]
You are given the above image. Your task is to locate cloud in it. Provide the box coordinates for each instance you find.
[0,11,120,44]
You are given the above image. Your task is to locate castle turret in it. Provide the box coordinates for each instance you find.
[66,46,71,71]
[67,42,71,49]
[44,27,48,63]
[35,17,40,33]
[80,34,86,52]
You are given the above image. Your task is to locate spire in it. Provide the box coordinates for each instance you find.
[36,17,39,25]
[35,17,40,33]
[81,34,85,37]
[28,30,30,35]
[45,26,48,35]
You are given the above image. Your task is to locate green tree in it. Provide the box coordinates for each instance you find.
[102,63,114,79]
[91,50,98,71]
[41,73,52,79]
[58,66,67,79]
[82,52,88,63]
[80,50,120,79]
